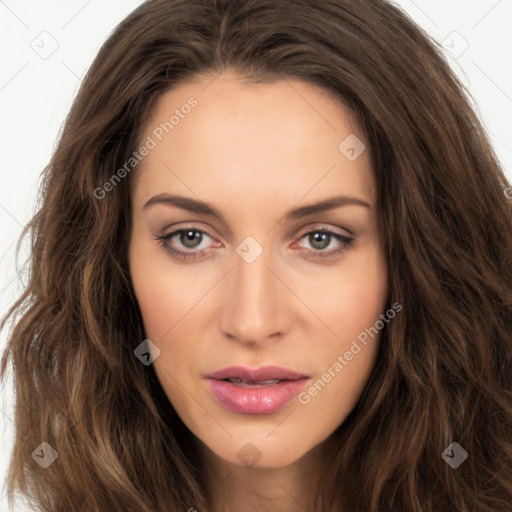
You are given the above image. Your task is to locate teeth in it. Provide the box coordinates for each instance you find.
[226,378,282,385]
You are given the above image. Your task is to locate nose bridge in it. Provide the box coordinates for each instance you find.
[219,244,287,343]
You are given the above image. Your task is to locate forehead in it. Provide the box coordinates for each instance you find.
[132,71,375,210]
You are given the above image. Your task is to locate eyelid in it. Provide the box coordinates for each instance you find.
[294,223,353,239]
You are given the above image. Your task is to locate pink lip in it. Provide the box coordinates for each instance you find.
[205,365,310,415]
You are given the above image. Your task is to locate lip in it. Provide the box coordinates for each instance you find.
[205,365,310,415]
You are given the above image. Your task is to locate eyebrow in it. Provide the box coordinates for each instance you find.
[143,193,372,223]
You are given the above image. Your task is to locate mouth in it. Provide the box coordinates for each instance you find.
[220,377,289,388]
[206,364,309,382]
[205,365,310,415]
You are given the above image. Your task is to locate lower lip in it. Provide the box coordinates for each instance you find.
[207,378,309,415]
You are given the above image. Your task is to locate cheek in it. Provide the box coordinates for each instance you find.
[306,247,387,406]
[129,238,202,339]
[135,289,170,339]
[129,240,207,391]
[130,264,173,339]
[129,256,196,411]
[315,246,388,337]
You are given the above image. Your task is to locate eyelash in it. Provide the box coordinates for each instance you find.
[155,227,355,262]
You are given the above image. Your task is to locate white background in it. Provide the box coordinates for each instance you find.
[1,0,511,510]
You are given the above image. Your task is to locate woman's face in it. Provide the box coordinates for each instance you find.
[129,71,388,469]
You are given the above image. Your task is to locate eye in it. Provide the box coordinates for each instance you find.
[156,228,216,261]
[156,226,355,262]
[296,228,355,259]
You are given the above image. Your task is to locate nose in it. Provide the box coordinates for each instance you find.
[218,247,291,346]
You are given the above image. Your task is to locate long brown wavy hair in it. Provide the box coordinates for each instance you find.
[2,0,512,510]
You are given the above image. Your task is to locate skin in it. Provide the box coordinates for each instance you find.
[128,70,388,512]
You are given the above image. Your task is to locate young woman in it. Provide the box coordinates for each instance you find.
[2,0,511,511]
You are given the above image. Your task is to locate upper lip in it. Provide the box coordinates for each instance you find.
[206,365,309,381]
